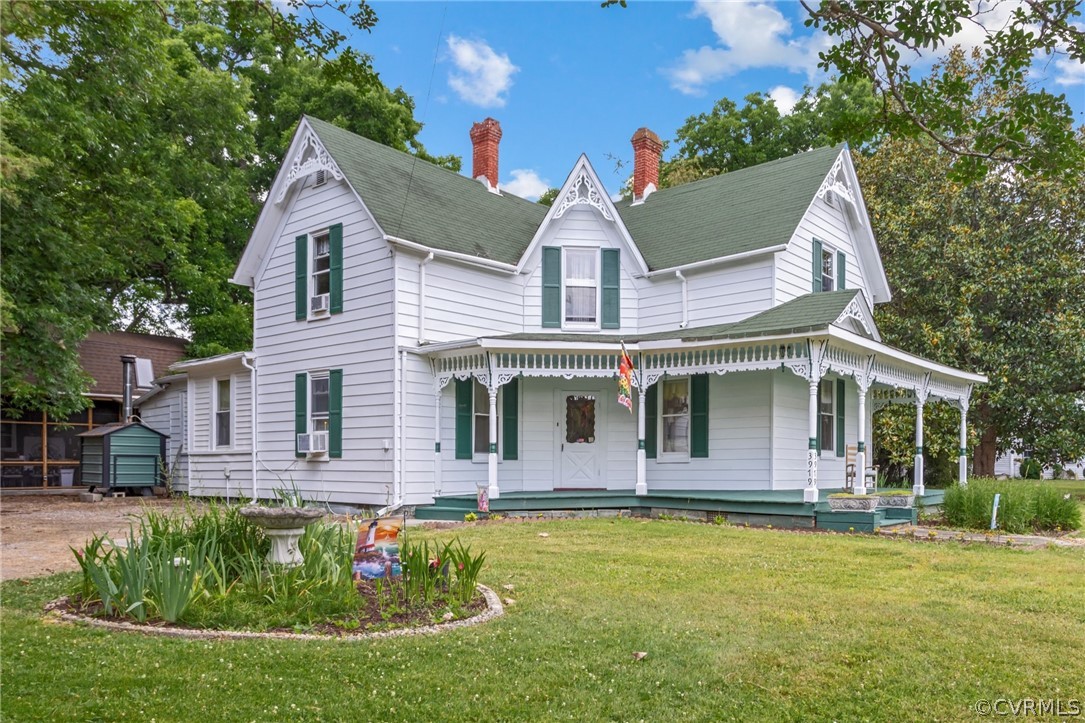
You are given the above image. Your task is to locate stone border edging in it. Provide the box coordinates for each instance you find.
[43,584,504,642]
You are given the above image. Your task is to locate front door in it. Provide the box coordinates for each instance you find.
[558,391,602,488]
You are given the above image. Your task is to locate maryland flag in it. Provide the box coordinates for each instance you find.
[618,343,634,413]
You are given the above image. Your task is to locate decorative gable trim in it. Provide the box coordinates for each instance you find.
[834,294,880,341]
[815,153,860,224]
[552,169,613,221]
[515,155,649,276]
[273,129,345,205]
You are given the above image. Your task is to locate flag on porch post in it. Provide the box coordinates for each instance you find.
[618,342,634,413]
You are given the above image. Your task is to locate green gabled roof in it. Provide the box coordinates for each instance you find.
[307,117,546,264]
[617,144,844,271]
[479,290,862,345]
[307,116,842,270]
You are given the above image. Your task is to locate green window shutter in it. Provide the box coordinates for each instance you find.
[836,250,846,291]
[690,374,709,458]
[645,383,658,459]
[329,223,344,314]
[295,235,308,320]
[541,247,562,328]
[329,369,343,458]
[294,372,307,458]
[455,379,472,460]
[502,378,518,461]
[835,379,845,458]
[812,238,823,293]
[601,248,620,329]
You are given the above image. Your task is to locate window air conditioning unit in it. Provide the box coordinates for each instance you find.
[297,432,329,455]
[310,293,330,314]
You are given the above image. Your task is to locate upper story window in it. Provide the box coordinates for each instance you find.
[821,248,835,292]
[214,378,231,448]
[564,248,599,327]
[312,231,331,298]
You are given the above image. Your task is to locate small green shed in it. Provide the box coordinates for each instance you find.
[79,422,168,491]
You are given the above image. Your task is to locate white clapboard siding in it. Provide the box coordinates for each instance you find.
[137,382,188,491]
[775,195,869,306]
[396,252,524,345]
[637,259,774,334]
[401,353,438,505]
[522,206,640,334]
[189,452,252,501]
[250,174,396,506]
[437,378,526,496]
[645,372,772,490]
[771,372,858,490]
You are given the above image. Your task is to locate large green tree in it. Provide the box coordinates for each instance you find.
[1,1,454,418]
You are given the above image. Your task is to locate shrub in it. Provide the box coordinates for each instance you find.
[943,478,1080,533]
[1020,458,1043,479]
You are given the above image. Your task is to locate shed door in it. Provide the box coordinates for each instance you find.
[557,392,603,489]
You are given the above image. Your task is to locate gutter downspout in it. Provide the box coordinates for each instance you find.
[418,252,433,344]
[676,270,688,328]
[240,354,258,501]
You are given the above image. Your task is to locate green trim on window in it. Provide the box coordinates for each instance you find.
[329,369,343,458]
[502,377,518,460]
[601,248,620,329]
[329,223,343,314]
[542,247,561,328]
[836,250,846,291]
[294,373,307,457]
[835,378,845,458]
[812,238,823,293]
[645,383,658,459]
[295,235,308,320]
[691,374,709,458]
[454,379,472,460]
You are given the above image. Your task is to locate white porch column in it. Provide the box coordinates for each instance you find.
[433,387,443,497]
[855,386,868,494]
[959,401,969,487]
[913,399,925,496]
[487,385,499,500]
[636,386,647,496]
[805,379,820,503]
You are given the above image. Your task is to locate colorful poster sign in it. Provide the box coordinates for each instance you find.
[477,484,489,513]
[618,343,634,413]
[352,517,403,579]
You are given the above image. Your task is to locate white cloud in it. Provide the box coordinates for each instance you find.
[768,85,801,115]
[447,35,519,107]
[1053,55,1085,86]
[667,1,829,95]
[503,169,549,201]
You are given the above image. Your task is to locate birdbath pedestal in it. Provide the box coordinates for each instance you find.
[239,506,325,567]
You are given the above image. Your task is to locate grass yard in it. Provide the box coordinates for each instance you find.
[3,519,1084,721]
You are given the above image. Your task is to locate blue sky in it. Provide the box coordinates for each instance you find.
[333,1,1085,200]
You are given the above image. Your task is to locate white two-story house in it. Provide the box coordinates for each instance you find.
[140,115,984,510]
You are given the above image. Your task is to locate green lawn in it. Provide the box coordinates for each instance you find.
[3,519,1083,721]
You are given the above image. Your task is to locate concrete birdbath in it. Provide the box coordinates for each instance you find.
[239,506,325,567]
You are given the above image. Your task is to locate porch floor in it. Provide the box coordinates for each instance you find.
[415,488,945,530]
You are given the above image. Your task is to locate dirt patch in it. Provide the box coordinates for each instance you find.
[0,495,190,581]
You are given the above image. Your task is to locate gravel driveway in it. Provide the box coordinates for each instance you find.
[0,495,188,581]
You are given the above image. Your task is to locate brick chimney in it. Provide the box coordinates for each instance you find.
[630,127,663,201]
[470,118,503,191]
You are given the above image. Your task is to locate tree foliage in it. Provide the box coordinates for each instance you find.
[1,0,455,418]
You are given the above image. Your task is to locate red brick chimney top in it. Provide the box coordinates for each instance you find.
[470,118,503,190]
[630,127,663,200]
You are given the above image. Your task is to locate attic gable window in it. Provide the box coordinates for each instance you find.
[564,248,599,327]
[312,231,331,298]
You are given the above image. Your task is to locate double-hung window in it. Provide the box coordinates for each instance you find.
[821,248,835,292]
[819,380,835,453]
[660,378,691,456]
[473,380,498,457]
[564,248,599,327]
[312,231,331,299]
[214,378,231,448]
[310,373,330,434]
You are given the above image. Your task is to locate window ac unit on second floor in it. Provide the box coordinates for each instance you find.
[297,431,329,456]
[310,293,330,315]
